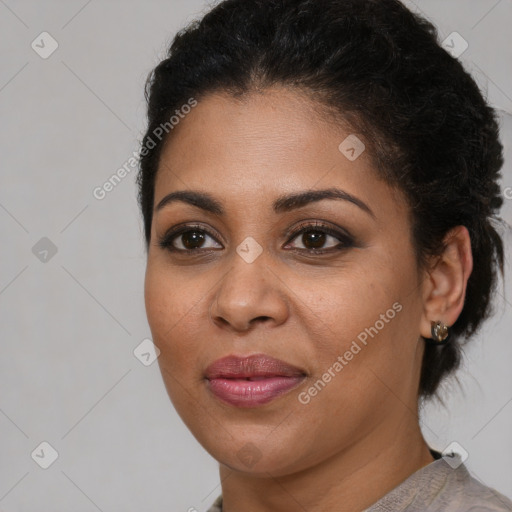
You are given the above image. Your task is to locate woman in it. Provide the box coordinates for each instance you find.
[136,0,512,510]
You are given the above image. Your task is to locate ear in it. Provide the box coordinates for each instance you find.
[419,226,473,340]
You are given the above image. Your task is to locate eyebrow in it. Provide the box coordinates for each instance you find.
[155,187,375,218]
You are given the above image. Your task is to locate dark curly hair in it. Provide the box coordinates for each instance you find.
[136,0,505,400]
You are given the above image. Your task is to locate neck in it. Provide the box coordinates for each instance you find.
[219,414,434,512]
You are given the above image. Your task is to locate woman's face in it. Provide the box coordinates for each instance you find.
[144,86,429,476]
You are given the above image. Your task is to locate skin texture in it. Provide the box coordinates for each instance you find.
[144,86,473,512]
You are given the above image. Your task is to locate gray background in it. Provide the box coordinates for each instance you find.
[0,0,511,510]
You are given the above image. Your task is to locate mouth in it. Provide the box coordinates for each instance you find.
[204,353,307,407]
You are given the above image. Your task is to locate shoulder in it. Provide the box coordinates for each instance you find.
[366,456,512,512]
[453,464,512,511]
[206,459,512,512]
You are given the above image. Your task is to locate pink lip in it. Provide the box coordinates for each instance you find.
[204,354,306,407]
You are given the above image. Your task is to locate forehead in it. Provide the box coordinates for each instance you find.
[154,87,406,219]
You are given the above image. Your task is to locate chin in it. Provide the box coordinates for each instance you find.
[195,425,315,477]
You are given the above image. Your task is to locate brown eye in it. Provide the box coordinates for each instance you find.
[181,230,206,249]
[286,224,352,253]
[301,231,327,249]
[158,225,223,252]
[158,222,353,255]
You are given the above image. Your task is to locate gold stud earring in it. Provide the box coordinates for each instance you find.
[430,320,449,344]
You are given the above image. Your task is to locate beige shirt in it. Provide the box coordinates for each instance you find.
[206,453,512,511]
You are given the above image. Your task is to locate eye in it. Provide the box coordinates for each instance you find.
[284,221,354,253]
[158,224,222,252]
[158,221,354,255]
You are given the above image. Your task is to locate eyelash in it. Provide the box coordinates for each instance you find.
[157,221,355,256]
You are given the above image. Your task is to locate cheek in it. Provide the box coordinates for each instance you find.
[144,267,173,340]
[295,262,417,393]
[144,264,206,364]
[294,264,399,347]
[144,265,209,416]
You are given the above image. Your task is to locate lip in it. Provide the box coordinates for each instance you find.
[204,353,307,407]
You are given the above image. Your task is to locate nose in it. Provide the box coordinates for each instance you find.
[209,251,289,332]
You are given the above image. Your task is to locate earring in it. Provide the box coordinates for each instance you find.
[430,320,449,344]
